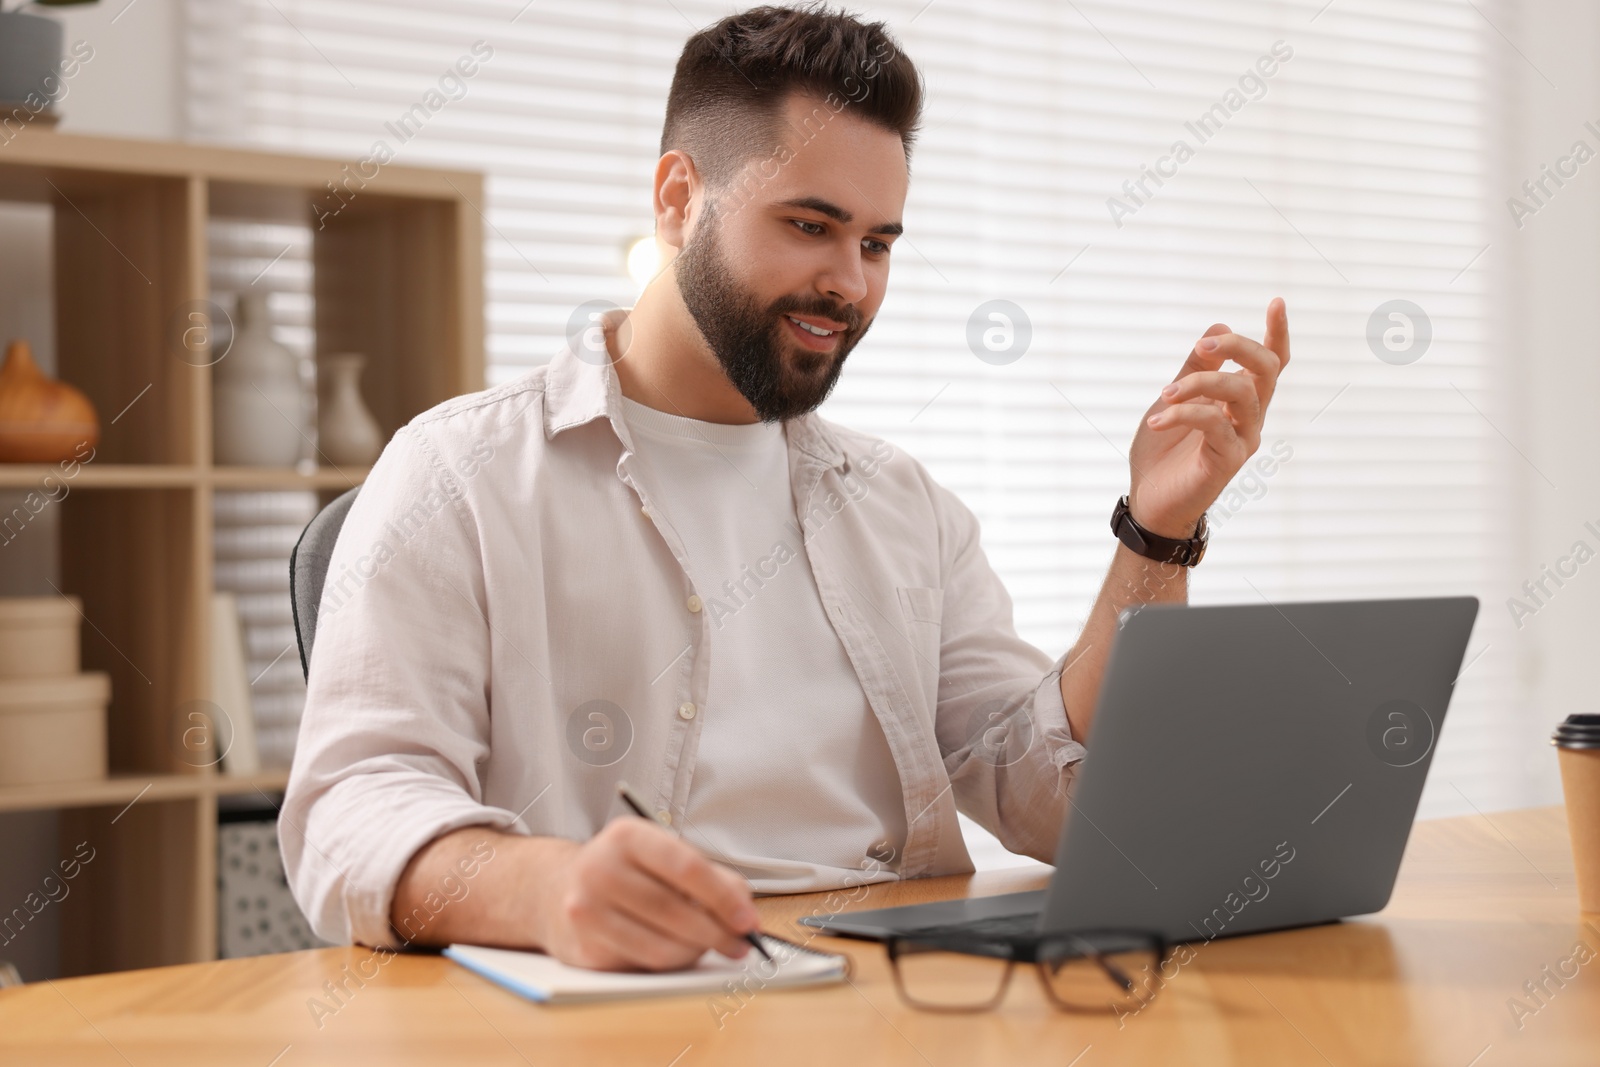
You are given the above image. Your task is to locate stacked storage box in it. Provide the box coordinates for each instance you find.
[0,596,109,786]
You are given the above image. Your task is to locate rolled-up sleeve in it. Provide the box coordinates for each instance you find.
[280,422,524,948]
[928,478,1088,864]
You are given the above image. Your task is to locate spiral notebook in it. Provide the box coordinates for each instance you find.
[444,934,850,1005]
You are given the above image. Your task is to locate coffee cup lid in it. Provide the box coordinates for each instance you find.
[1552,713,1600,748]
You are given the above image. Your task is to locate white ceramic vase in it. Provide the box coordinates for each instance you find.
[317,353,383,466]
[212,292,304,467]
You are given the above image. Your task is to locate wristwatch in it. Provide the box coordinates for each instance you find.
[1110,495,1208,567]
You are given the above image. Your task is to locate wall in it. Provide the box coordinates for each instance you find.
[1504,3,1600,802]
[48,0,183,139]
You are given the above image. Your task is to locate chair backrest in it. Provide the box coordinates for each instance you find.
[289,486,361,681]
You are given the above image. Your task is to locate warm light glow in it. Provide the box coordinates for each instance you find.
[626,235,660,288]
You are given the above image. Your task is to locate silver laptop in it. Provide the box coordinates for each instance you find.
[800,596,1479,945]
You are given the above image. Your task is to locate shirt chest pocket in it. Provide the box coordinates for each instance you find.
[895,586,944,708]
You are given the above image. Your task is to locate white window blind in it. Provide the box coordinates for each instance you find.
[183,0,1544,827]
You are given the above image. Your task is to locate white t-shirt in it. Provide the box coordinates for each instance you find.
[619,395,907,890]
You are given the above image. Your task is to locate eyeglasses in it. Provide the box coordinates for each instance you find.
[883,929,1170,1014]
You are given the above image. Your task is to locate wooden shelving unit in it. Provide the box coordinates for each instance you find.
[0,130,484,977]
[0,465,373,489]
[0,769,293,816]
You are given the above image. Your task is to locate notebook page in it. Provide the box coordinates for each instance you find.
[444,934,848,1005]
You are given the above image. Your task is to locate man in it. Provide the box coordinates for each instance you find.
[281,4,1288,973]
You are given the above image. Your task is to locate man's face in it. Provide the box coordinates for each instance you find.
[673,92,909,422]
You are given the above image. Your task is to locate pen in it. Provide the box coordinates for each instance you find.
[615,781,773,964]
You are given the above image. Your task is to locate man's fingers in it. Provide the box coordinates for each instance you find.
[620,821,759,937]
[1161,371,1259,427]
[585,899,708,972]
[609,863,752,961]
[1263,296,1290,366]
[1148,401,1245,451]
[552,820,759,972]
[1175,322,1232,378]
[1189,333,1280,377]
[1187,333,1284,409]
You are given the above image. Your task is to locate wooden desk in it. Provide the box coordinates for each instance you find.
[2,806,1596,1065]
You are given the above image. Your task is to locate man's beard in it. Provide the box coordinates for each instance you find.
[674,205,870,423]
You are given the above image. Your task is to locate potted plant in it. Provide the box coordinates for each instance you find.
[0,1,96,116]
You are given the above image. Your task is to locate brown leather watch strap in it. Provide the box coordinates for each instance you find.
[1110,495,1208,567]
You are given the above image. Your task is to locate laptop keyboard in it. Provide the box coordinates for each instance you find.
[902,910,1043,941]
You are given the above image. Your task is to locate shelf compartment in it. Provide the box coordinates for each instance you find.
[59,487,201,777]
[51,172,203,466]
[57,795,208,976]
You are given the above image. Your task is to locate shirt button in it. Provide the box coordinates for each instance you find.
[640,505,651,519]
[678,702,697,720]
[686,594,703,613]
[656,810,673,826]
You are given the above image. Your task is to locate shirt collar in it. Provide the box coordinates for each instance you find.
[542,310,848,472]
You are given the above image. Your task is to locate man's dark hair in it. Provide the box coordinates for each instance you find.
[660,3,923,189]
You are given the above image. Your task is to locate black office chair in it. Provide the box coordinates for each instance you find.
[289,486,361,682]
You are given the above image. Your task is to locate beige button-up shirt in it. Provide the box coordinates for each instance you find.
[280,336,1087,949]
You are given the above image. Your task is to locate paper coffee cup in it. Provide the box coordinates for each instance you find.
[1554,713,1600,913]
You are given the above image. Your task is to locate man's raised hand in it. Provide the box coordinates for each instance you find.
[1125,298,1290,538]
